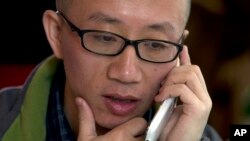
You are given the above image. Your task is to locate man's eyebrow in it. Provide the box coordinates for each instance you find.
[88,12,122,24]
[147,22,175,34]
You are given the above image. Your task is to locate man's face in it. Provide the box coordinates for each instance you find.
[60,0,187,129]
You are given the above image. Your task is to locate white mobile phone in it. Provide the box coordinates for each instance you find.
[145,59,179,141]
[144,97,177,141]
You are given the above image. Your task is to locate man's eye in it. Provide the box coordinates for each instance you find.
[93,35,117,43]
[144,42,168,50]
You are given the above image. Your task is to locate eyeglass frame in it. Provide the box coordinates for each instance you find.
[56,10,184,63]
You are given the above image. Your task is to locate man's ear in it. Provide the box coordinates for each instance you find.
[42,10,63,59]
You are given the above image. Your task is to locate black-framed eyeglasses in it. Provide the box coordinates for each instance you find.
[57,11,183,63]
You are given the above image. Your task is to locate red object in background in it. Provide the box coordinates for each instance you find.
[0,64,35,89]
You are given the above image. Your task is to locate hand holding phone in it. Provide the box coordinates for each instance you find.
[145,58,180,141]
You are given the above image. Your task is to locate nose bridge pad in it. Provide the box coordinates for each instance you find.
[123,40,139,59]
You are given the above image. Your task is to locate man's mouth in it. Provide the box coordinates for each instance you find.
[102,95,139,116]
[108,96,137,102]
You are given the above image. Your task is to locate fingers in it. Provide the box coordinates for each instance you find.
[75,97,97,140]
[179,45,191,66]
[156,67,211,106]
[181,29,189,44]
[114,117,148,138]
[76,96,147,141]
[179,45,207,89]
[156,45,211,105]
[154,43,212,141]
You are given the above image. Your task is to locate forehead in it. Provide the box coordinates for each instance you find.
[64,0,187,36]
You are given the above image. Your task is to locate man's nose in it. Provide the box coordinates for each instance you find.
[107,46,142,83]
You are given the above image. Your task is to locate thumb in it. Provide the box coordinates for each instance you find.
[75,97,97,140]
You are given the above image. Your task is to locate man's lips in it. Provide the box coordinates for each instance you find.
[102,94,139,116]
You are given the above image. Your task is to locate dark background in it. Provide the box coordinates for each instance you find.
[1,0,250,140]
[0,0,55,64]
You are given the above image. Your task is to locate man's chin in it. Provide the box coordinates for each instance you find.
[98,118,127,128]
[95,116,131,132]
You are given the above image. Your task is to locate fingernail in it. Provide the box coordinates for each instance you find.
[75,97,84,106]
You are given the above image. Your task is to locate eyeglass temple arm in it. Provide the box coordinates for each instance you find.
[56,10,81,34]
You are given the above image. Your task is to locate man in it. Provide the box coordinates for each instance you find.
[0,0,222,140]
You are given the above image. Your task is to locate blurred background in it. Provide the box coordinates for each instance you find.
[0,0,249,140]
